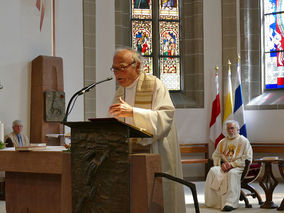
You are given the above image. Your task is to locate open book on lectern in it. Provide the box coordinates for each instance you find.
[88,117,153,138]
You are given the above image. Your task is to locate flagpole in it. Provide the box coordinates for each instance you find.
[215,65,219,74]
[234,54,247,137]
[209,65,224,148]
[223,59,234,131]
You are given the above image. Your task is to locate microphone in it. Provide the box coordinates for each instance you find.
[78,77,113,95]
[62,77,113,123]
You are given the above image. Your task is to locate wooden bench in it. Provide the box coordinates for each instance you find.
[180,142,284,179]
[251,142,284,154]
[180,143,210,178]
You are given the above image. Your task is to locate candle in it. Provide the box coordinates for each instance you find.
[0,122,3,142]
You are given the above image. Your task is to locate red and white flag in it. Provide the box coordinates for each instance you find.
[209,67,224,148]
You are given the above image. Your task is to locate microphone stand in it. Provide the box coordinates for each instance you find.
[62,77,113,124]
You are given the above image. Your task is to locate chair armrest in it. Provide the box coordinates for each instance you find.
[241,159,251,180]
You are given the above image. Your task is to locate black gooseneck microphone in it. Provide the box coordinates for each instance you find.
[62,77,113,123]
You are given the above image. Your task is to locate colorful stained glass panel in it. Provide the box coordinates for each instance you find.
[264,0,284,14]
[132,0,152,19]
[265,53,284,88]
[159,21,179,56]
[141,57,153,74]
[264,14,278,52]
[132,21,152,56]
[264,10,284,89]
[264,12,284,53]
[160,57,180,90]
[159,0,179,20]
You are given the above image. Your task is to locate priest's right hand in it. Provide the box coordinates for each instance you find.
[108,97,133,118]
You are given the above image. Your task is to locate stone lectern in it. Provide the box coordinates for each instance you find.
[65,118,163,213]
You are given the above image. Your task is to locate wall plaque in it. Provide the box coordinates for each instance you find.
[45,91,65,122]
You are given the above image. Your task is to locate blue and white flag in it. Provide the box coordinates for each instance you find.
[234,58,247,137]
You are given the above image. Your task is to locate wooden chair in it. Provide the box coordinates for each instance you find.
[207,159,263,208]
[155,172,200,213]
[239,159,263,208]
[278,160,284,210]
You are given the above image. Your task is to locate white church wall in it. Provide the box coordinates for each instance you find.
[55,0,84,122]
[175,0,222,145]
[246,110,284,142]
[176,0,222,177]
[95,0,116,118]
[0,0,83,137]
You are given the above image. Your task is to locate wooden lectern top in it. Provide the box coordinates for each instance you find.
[65,117,153,138]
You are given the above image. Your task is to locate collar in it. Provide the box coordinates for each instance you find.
[125,73,140,89]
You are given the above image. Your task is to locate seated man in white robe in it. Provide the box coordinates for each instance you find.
[4,120,30,147]
[205,120,252,211]
[108,48,185,213]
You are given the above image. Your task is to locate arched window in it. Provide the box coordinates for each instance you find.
[131,0,181,91]
[237,0,284,109]
[263,0,284,89]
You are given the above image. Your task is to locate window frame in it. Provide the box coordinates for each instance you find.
[130,0,182,91]
[238,0,284,110]
[262,0,284,91]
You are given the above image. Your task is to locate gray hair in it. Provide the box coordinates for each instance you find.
[12,120,23,127]
[225,120,240,129]
[114,47,142,72]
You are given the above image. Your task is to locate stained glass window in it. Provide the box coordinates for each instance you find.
[160,22,179,55]
[159,0,179,20]
[132,0,152,19]
[131,0,181,91]
[132,21,152,56]
[160,58,180,90]
[263,0,284,89]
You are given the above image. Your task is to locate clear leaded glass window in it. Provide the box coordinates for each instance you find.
[263,0,284,89]
[131,0,181,91]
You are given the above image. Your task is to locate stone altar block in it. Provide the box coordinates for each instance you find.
[31,55,64,144]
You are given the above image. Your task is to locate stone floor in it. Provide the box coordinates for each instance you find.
[0,182,283,212]
[0,201,4,213]
[185,181,284,213]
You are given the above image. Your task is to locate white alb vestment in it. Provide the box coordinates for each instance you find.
[205,134,252,209]
[112,74,186,213]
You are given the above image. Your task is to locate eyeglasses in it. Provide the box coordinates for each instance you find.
[110,61,135,73]
[227,127,236,130]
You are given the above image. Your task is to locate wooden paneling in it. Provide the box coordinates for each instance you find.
[0,151,64,174]
[0,150,71,213]
[6,172,61,213]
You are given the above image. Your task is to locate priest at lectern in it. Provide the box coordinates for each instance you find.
[108,48,186,213]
